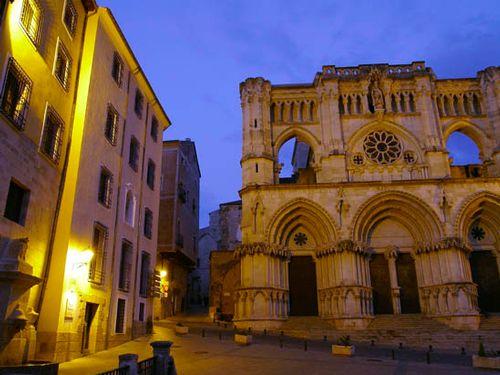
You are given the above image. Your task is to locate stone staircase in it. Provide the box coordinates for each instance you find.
[275,315,500,352]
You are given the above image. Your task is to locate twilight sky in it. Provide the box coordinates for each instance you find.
[99,0,500,227]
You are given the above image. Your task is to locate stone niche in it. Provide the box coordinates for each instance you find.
[0,237,41,365]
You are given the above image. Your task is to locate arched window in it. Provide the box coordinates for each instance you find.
[400,93,406,112]
[309,102,315,121]
[453,95,460,115]
[391,94,397,112]
[339,97,345,115]
[289,102,294,122]
[463,95,470,115]
[277,137,316,184]
[446,132,481,166]
[298,102,304,122]
[409,93,415,112]
[347,96,353,115]
[270,103,276,123]
[355,95,362,114]
[444,96,451,116]
[279,103,284,122]
[125,190,135,226]
[472,94,481,115]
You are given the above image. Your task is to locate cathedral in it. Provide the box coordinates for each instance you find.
[234,62,500,331]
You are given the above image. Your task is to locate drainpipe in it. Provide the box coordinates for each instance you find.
[35,7,96,325]
[105,70,132,349]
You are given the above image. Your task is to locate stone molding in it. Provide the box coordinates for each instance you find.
[234,243,289,259]
[316,239,370,258]
[414,237,471,254]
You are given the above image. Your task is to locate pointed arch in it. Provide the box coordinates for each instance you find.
[442,120,491,159]
[455,191,500,245]
[266,198,338,247]
[351,191,443,244]
[273,126,321,158]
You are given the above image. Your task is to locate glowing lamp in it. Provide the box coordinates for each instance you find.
[160,270,167,278]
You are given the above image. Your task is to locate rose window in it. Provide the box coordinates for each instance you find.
[294,232,308,246]
[363,131,402,165]
[470,226,485,241]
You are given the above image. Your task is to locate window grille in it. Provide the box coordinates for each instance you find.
[139,252,151,297]
[144,208,153,239]
[21,0,42,45]
[41,106,64,164]
[146,159,155,189]
[115,299,126,333]
[63,0,77,36]
[134,89,144,118]
[105,104,118,145]
[112,52,124,87]
[98,167,113,208]
[150,116,159,142]
[129,137,139,171]
[118,241,133,291]
[0,58,32,130]
[89,222,108,284]
[54,41,72,90]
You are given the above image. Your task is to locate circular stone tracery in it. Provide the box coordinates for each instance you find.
[363,131,402,165]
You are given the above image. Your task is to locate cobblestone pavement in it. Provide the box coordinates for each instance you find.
[59,321,492,375]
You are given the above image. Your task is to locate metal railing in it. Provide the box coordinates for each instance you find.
[137,357,156,375]
[97,365,129,375]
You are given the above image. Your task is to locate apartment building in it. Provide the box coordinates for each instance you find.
[0,0,170,364]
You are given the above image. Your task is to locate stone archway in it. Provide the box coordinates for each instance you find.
[353,191,443,316]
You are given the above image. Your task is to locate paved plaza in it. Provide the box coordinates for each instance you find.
[58,321,492,375]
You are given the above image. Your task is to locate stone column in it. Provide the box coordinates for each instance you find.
[150,341,175,375]
[233,243,289,330]
[316,240,373,330]
[414,237,479,330]
[384,246,401,314]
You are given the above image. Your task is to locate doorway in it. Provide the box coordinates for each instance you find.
[369,254,393,314]
[470,250,500,312]
[81,302,98,353]
[396,253,420,313]
[288,256,318,316]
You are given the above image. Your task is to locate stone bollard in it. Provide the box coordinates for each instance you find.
[119,353,138,375]
[151,341,176,375]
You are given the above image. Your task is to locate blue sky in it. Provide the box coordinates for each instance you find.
[99,0,499,226]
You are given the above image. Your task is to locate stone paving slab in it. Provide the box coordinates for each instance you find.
[59,322,491,375]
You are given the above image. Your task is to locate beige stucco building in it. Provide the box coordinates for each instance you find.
[235,62,500,332]
[0,1,169,364]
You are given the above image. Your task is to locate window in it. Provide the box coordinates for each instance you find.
[40,106,64,164]
[139,251,151,297]
[111,52,123,87]
[20,0,42,45]
[144,208,153,239]
[4,179,30,225]
[138,303,145,322]
[105,104,118,145]
[63,0,77,36]
[115,299,126,333]
[124,190,135,226]
[118,241,133,291]
[150,116,159,142]
[129,137,139,171]
[146,159,155,189]
[98,167,113,208]
[89,223,107,284]
[134,89,144,118]
[54,41,72,90]
[0,58,32,130]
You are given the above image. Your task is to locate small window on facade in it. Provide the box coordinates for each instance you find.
[150,116,159,142]
[146,159,155,190]
[139,251,151,297]
[144,208,153,239]
[138,302,145,322]
[40,106,64,164]
[124,190,135,226]
[129,137,139,171]
[134,89,144,118]
[105,104,118,145]
[115,298,126,333]
[21,0,42,45]
[112,52,123,87]
[63,0,77,36]
[0,58,32,130]
[4,179,30,225]
[118,241,133,291]
[89,222,107,284]
[98,167,113,208]
[54,41,72,90]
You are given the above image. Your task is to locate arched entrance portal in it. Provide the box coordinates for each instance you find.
[459,194,500,313]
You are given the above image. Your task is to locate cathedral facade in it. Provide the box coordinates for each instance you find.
[235,62,500,331]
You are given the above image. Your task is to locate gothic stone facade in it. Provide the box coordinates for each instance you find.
[236,62,500,331]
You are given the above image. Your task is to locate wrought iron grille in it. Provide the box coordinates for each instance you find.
[41,106,64,164]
